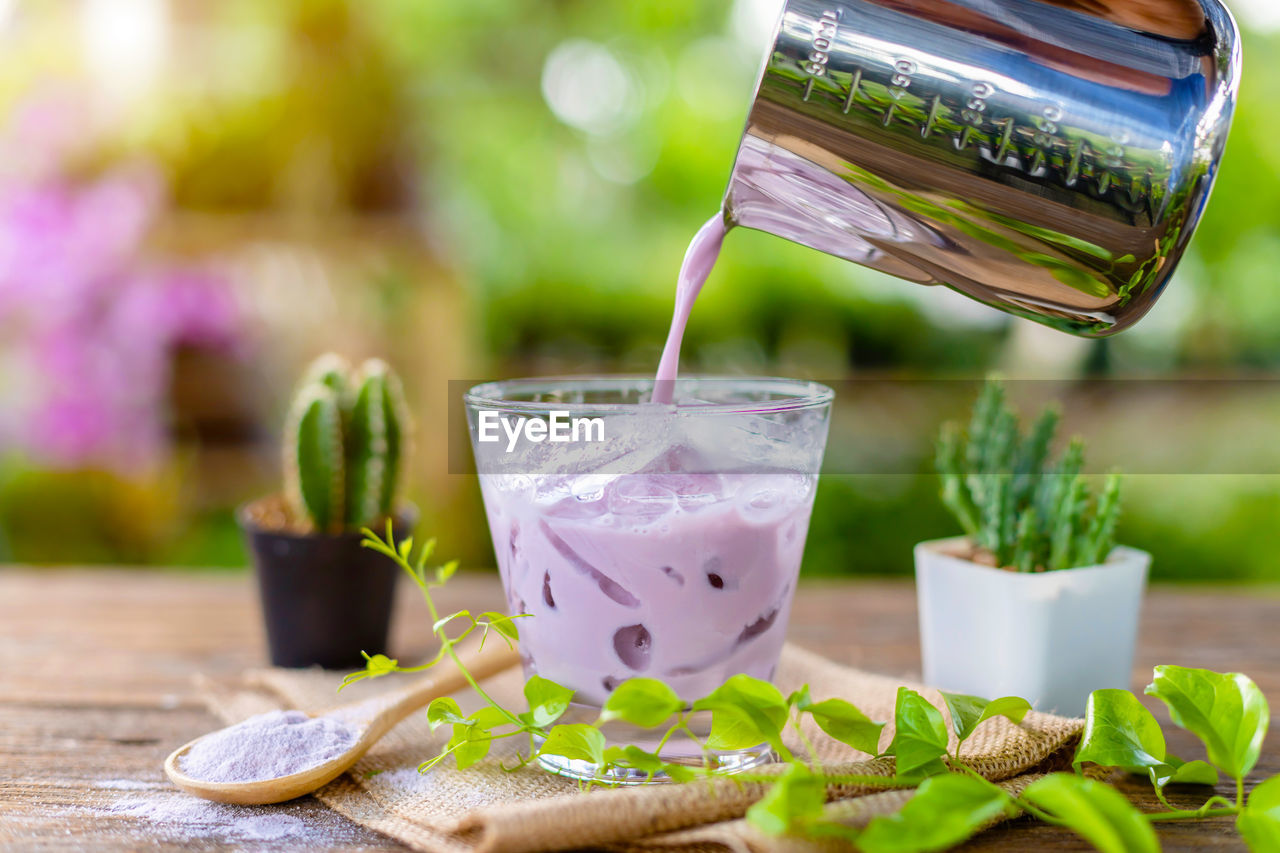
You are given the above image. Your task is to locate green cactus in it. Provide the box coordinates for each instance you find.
[934,379,1124,572]
[1012,507,1039,573]
[1014,406,1059,507]
[1079,473,1122,567]
[937,423,980,538]
[300,352,351,396]
[283,354,411,533]
[344,359,410,528]
[1048,474,1089,571]
[284,384,346,532]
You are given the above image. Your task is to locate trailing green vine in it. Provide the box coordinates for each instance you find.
[347,522,1279,851]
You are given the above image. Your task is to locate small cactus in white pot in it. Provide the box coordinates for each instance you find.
[916,380,1149,716]
[241,354,416,669]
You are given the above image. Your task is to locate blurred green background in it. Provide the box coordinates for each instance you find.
[1,0,1278,581]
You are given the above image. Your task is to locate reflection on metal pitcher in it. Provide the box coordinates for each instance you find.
[724,0,1242,335]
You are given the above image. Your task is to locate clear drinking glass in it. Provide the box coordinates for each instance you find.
[465,377,832,782]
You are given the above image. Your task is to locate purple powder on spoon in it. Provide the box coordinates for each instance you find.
[180,710,357,783]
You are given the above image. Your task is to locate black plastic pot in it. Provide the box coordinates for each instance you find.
[239,502,415,669]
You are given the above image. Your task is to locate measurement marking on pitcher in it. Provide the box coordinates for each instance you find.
[1034,104,1063,147]
[994,117,1015,163]
[923,95,942,136]
[1066,140,1084,186]
[881,58,916,126]
[841,67,863,114]
[1028,103,1063,176]
[803,9,839,77]
[1104,129,1130,169]
[955,80,995,150]
[1098,129,1128,195]
[888,58,915,99]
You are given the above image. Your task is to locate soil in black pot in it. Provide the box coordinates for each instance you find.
[240,497,415,669]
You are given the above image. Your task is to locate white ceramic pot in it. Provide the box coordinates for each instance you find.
[914,536,1150,717]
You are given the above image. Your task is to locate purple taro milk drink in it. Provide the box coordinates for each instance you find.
[480,462,816,706]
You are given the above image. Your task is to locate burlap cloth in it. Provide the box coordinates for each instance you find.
[198,644,1083,853]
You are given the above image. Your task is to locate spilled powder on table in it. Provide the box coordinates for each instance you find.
[94,778,162,791]
[93,788,373,845]
[109,794,314,840]
[179,709,356,783]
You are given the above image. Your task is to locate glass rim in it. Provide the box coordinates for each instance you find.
[464,375,834,416]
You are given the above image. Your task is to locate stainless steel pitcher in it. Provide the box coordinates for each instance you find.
[723,0,1241,335]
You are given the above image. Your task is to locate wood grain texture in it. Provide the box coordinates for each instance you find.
[1,569,1276,851]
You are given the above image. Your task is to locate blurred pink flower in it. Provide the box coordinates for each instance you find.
[0,97,242,471]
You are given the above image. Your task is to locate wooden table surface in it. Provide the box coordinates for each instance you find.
[1,569,1277,851]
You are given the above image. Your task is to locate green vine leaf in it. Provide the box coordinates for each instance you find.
[746,763,826,837]
[341,651,401,688]
[432,609,470,634]
[693,674,790,754]
[468,706,511,730]
[1156,756,1219,788]
[1021,774,1159,853]
[1145,666,1269,781]
[538,723,606,766]
[1238,775,1280,852]
[602,744,664,775]
[447,724,492,770]
[481,611,520,642]
[412,536,436,582]
[660,762,698,783]
[365,652,400,675]
[804,698,885,756]
[885,688,950,777]
[857,773,1016,853]
[598,745,698,781]
[787,684,813,711]
[600,678,683,728]
[435,558,459,585]
[523,675,575,728]
[1073,689,1167,775]
[940,691,1031,747]
[426,696,467,731]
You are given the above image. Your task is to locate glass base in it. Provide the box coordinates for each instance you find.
[531,705,776,784]
[535,742,775,785]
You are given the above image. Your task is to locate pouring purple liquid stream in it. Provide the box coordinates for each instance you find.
[652,213,729,404]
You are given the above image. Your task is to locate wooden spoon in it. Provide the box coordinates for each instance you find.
[164,640,519,804]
